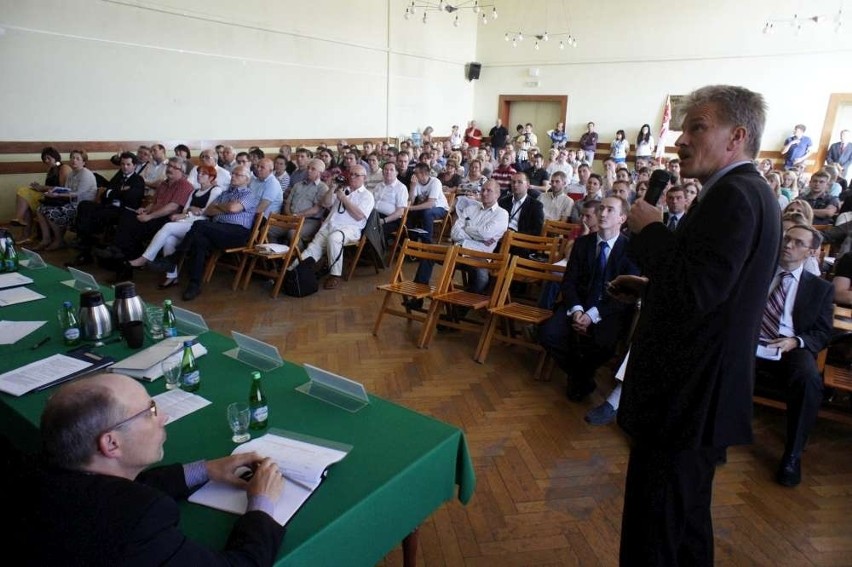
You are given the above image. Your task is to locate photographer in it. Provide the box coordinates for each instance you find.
[300,165,375,289]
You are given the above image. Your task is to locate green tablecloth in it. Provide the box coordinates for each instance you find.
[0,264,476,566]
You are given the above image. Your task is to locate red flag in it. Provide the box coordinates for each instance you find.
[657,95,671,159]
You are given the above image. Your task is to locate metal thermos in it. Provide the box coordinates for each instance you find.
[113,282,145,327]
[78,290,113,341]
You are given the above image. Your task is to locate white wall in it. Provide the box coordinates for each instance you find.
[0,0,477,141]
[472,0,852,152]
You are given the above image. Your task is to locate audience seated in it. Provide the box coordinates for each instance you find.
[188,149,231,192]
[569,173,604,222]
[756,225,833,487]
[526,153,551,192]
[34,149,98,251]
[540,171,574,223]
[499,173,545,248]
[283,158,329,248]
[126,164,224,288]
[68,152,145,267]
[299,165,375,290]
[141,144,168,192]
[12,146,71,242]
[490,152,517,197]
[406,163,449,244]
[802,170,839,225]
[220,145,237,172]
[538,196,639,401]
[155,164,259,300]
[371,161,408,239]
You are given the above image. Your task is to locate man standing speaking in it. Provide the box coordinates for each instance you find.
[610,85,780,565]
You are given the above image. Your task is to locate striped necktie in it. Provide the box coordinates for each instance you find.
[760,271,792,340]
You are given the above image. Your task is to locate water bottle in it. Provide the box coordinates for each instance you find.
[4,236,18,272]
[179,340,200,392]
[162,299,177,338]
[61,301,80,346]
[248,371,268,430]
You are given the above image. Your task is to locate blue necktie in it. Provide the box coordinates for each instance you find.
[592,241,610,305]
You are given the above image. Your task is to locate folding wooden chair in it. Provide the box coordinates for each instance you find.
[202,212,265,288]
[433,192,457,243]
[343,209,385,281]
[373,240,456,340]
[499,231,560,262]
[235,214,304,298]
[386,207,410,265]
[475,255,566,379]
[542,219,581,261]
[418,247,508,349]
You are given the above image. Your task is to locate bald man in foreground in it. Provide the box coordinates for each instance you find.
[16,373,285,566]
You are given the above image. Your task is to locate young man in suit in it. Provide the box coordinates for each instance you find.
[499,172,545,238]
[539,196,640,400]
[757,224,834,487]
[611,85,779,566]
[18,373,285,565]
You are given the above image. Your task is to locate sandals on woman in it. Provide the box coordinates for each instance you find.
[158,277,179,289]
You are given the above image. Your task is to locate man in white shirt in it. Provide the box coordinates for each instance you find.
[188,149,231,191]
[405,180,508,311]
[406,163,449,244]
[301,165,375,289]
[142,143,168,191]
[372,162,408,238]
[566,162,589,200]
[220,146,238,172]
[541,171,574,222]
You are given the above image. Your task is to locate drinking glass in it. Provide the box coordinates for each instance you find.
[161,355,181,390]
[227,402,251,443]
[144,305,164,340]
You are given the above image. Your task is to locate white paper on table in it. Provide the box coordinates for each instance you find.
[188,432,349,526]
[0,287,46,307]
[153,389,211,423]
[0,354,92,396]
[0,320,47,344]
[0,272,34,289]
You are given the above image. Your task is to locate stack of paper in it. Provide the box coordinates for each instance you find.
[111,336,207,381]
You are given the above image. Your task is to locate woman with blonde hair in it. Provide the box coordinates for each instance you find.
[784,199,814,224]
[781,170,799,200]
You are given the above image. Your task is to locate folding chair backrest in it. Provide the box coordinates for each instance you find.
[494,255,566,307]
[259,213,304,245]
[499,231,560,261]
[542,219,581,258]
[388,239,453,284]
[446,247,508,296]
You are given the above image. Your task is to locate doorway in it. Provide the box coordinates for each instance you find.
[497,95,568,152]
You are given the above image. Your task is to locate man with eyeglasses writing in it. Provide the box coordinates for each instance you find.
[16,373,285,565]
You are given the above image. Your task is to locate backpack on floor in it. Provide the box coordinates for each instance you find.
[283,257,318,297]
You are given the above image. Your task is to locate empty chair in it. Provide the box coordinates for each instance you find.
[235,213,304,298]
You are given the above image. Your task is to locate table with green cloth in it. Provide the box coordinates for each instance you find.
[0,263,476,566]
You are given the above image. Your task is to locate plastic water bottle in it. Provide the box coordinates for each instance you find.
[248,371,268,430]
[179,340,200,392]
[4,236,18,272]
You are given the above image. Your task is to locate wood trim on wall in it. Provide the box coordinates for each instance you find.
[815,93,852,170]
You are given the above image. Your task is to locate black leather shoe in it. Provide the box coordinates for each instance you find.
[567,379,596,402]
[158,277,179,289]
[776,455,802,487]
[402,297,424,311]
[182,284,202,301]
[93,245,124,260]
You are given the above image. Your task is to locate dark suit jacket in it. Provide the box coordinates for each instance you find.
[790,270,834,355]
[498,194,544,236]
[827,141,852,169]
[559,233,640,348]
[618,162,781,449]
[104,171,146,209]
[19,463,285,566]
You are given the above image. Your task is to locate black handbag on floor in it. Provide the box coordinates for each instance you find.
[284,257,318,297]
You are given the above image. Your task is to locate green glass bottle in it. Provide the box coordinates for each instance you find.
[61,301,80,346]
[248,371,268,430]
[162,299,177,338]
[179,340,200,392]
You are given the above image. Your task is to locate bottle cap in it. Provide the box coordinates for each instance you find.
[251,371,261,379]
[164,299,172,306]
[183,340,193,347]
[63,300,72,308]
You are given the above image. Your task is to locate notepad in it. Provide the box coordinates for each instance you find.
[188,430,351,526]
[111,336,207,381]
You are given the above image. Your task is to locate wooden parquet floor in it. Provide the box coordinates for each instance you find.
[39,245,852,566]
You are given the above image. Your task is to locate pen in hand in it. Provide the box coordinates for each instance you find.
[31,336,51,350]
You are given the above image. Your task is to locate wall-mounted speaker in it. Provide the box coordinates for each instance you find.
[465,62,482,81]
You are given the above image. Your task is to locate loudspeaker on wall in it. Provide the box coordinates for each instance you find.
[465,62,482,81]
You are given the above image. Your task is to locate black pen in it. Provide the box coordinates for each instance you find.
[31,336,51,350]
